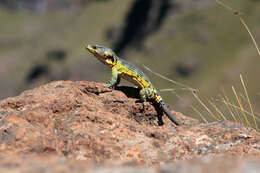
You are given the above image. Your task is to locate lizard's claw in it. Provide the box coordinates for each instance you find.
[105,83,113,88]
[143,102,149,106]
[142,101,149,109]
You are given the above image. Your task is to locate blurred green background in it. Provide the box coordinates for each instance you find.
[0,0,259,123]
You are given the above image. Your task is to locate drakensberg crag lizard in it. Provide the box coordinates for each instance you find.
[85,44,180,126]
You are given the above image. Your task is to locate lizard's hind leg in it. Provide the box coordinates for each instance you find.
[140,88,164,125]
[139,88,154,106]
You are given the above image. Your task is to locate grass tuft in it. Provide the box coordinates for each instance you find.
[145,63,259,131]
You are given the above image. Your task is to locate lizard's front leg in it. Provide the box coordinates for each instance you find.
[105,67,121,87]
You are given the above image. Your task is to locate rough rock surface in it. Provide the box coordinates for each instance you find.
[0,81,259,172]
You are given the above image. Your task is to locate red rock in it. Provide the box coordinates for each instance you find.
[0,80,259,172]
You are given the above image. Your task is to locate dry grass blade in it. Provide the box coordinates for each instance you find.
[196,90,224,120]
[143,65,195,91]
[192,90,220,121]
[221,88,238,122]
[190,106,208,123]
[216,0,260,57]
[160,88,193,92]
[169,89,208,123]
[208,97,227,121]
[217,98,260,122]
[240,74,258,130]
[232,86,251,127]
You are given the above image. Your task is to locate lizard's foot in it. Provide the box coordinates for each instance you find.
[105,82,115,88]
[143,101,149,106]
[105,83,112,88]
[158,120,164,126]
[140,101,149,112]
[157,114,164,126]
[142,101,149,109]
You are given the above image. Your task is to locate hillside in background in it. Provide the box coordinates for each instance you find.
[0,0,259,125]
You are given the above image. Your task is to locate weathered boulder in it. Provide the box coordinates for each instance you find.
[0,81,259,172]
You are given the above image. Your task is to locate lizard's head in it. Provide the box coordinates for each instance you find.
[85,44,117,67]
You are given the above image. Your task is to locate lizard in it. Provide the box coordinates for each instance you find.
[85,44,180,126]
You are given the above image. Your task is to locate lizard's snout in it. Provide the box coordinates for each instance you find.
[85,44,96,54]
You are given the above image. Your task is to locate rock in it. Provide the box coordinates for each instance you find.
[0,80,259,172]
[0,155,259,173]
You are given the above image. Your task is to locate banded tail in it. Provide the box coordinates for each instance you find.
[160,101,180,126]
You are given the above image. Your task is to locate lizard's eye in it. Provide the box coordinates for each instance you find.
[106,55,114,62]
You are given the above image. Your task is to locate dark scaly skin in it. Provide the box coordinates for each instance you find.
[85,44,180,126]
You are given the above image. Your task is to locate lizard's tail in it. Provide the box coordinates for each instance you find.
[160,101,180,126]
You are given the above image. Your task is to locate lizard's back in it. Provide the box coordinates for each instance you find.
[117,58,154,89]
